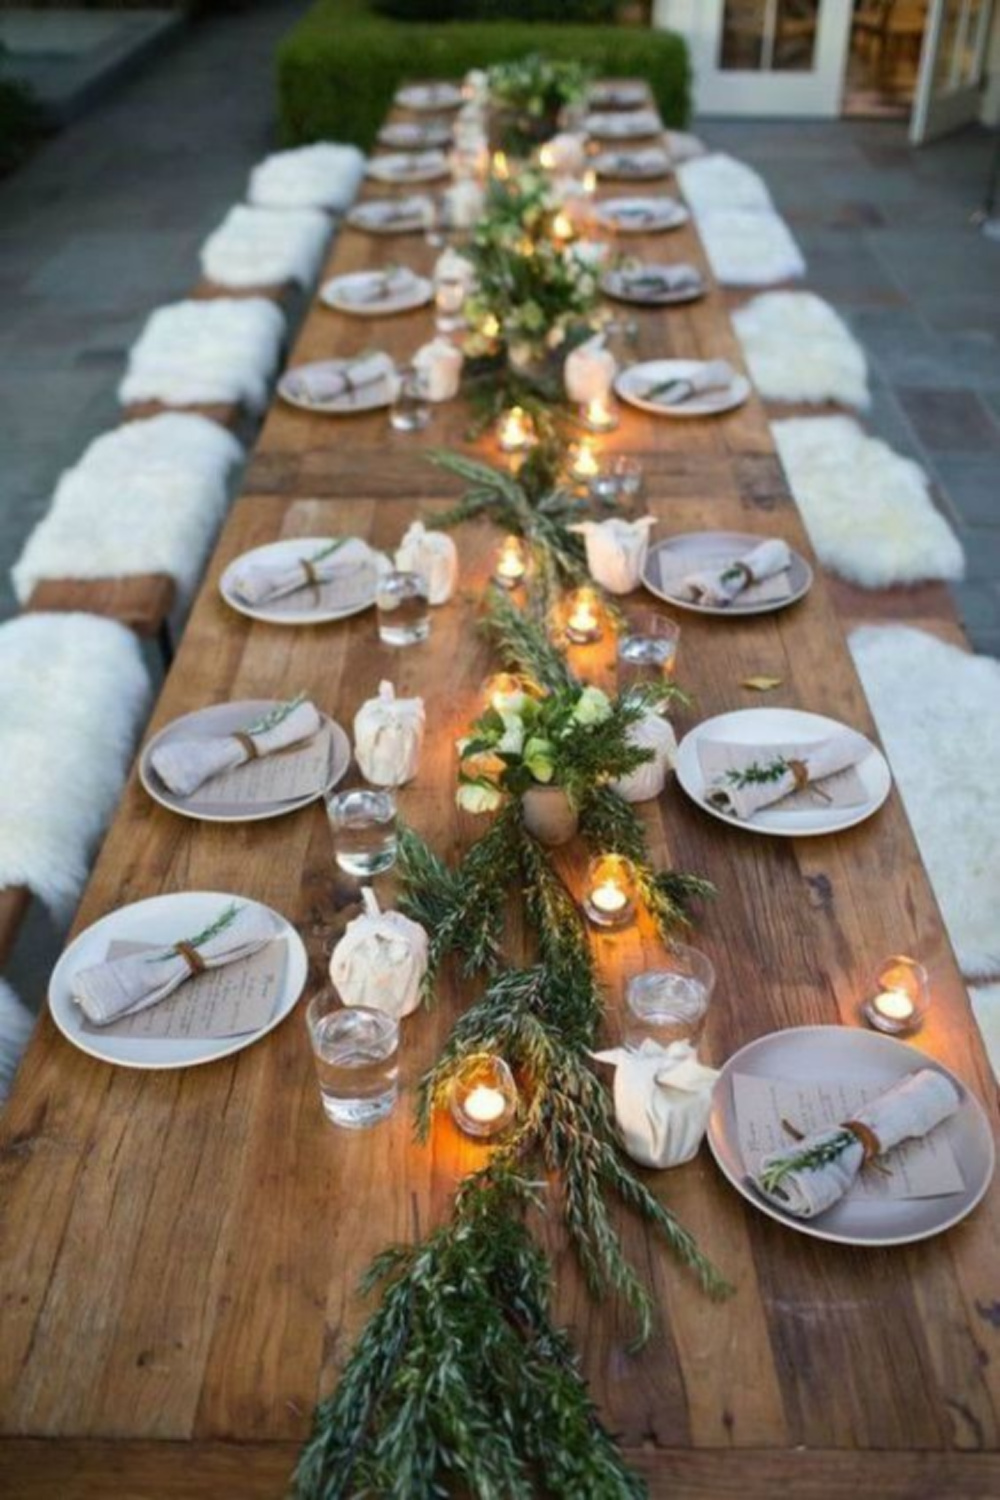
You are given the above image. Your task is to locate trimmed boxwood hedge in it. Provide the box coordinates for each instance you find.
[277,0,690,150]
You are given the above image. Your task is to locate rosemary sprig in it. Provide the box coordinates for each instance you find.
[149,902,241,964]
[760,1128,859,1200]
[724,756,790,789]
[244,692,306,736]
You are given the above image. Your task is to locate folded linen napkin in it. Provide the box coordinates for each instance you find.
[361,196,433,227]
[606,149,669,173]
[704,728,871,820]
[642,359,734,407]
[619,264,702,297]
[284,353,395,406]
[756,1068,961,1218]
[682,538,791,606]
[376,151,445,178]
[73,903,276,1025]
[341,268,419,306]
[231,537,380,607]
[151,698,322,798]
[592,1040,719,1169]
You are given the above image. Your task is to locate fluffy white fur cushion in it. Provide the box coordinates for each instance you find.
[200,205,331,290]
[969,984,1000,1078]
[0,979,33,1105]
[677,152,772,213]
[118,298,285,411]
[850,625,1000,980]
[733,292,870,409]
[697,207,806,287]
[773,416,964,588]
[666,130,707,164]
[13,414,243,604]
[0,614,151,921]
[248,143,366,213]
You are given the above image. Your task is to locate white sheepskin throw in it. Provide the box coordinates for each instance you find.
[200,205,331,290]
[677,152,772,214]
[696,207,806,287]
[849,625,1000,980]
[248,143,366,213]
[13,414,243,604]
[0,979,33,1105]
[773,416,964,589]
[666,130,707,164]
[118,298,285,412]
[0,614,151,922]
[733,292,870,409]
[969,984,1000,1079]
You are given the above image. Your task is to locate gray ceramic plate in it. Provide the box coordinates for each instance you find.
[643,530,812,617]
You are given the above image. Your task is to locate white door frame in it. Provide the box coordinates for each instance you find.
[911,0,995,142]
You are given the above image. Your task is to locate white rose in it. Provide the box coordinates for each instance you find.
[457,780,503,814]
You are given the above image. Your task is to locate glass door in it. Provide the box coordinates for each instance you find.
[911,0,995,141]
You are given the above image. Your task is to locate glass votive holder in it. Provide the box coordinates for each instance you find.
[581,395,619,434]
[377,569,430,645]
[482,670,531,713]
[862,955,929,1036]
[584,855,638,930]
[326,788,398,877]
[434,276,466,334]
[617,611,680,695]
[496,405,536,454]
[588,454,646,512]
[493,534,528,590]
[449,1052,518,1139]
[625,946,716,1050]
[306,994,400,1129]
[564,585,603,644]
[567,439,601,486]
[389,367,431,432]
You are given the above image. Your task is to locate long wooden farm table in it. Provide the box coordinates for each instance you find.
[2,94,999,1500]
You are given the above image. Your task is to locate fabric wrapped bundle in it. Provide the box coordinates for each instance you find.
[151,698,323,798]
[329,888,428,1021]
[705,729,871,820]
[564,335,617,404]
[434,246,477,295]
[118,298,285,412]
[610,713,677,804]
[354,681,426,788]
[413,338,464,403]
[593,1040,719,1169]
[443,180,485,230]
[200,205,331,291]
[570,516,655,595]
[231,537,385,607]
[757,1068,961,1218]
[72,903,276,1026]
[395,521,458,605]
[682,538,791,607]
[248,142,366,213]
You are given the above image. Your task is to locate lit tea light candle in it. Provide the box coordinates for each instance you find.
[582,168,598,199]
[492,150,510,181]
[582,394,619,433]
[564,586,603,644]
[496,405,535,454]
[584,854,637,930]
[465,1085,506,1124]
[538,143,557,172]
[449,1053,518,1139]
[482,670,527,712]
[493,534,528,589]
[568,440,600,483]
[550,210,576,244]
[862,955,929,1035]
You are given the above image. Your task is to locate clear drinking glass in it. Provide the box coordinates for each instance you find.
[434,275,467,333]
[389,367,431,432]
[625,946,716,1051]
[306,996,400,1128]
[617,611,681,694]
[377,569,430,645]
[326,788,398,876]
[588,454,646,513]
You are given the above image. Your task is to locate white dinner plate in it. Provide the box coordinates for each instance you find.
[643,531,813,617]
[586,110,663,140]
[395,82,463,112]
[675,707,892,837]
[588,82,649,110]
[346,196,434,235]
[601,263,705,307]
[616,359,751,417]
[708,1026,995,1248]
[594,148,672,180]
[278,358,395,415]
[594,196,689,234]
[378,119,452,149]
[49,891,308,1071]
[139,701,351,823]
[366,151,450,185]
[220,537,384,627]
[320,269,433,317]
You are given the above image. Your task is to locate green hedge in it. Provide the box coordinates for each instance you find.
[377,1,618,19]
[277,0,690,151]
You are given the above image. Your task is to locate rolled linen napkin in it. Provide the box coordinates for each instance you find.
[570,516,656,595]
[395,520,458,604]
[682,538,791,607]
[412,338,464,403]
[565,334,617,405]
[232,537,381,607]
[329,887,428,1020]
[284,353,395,406]
[592,1040,719,1169]
[704,728,871,820]
[641,359,735,407]
[342,268,420,306]
[756,1068,961,1218]
[150,697,322,798]
[618,263,702,297]
[73,903,276,1025]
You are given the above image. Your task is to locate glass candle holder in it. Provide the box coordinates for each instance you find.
[434,276,466,334]
[617,611,680,694]
[377,569,430,645]
[493,534,528,590]
[588,454,645,512]
[326,789,398,877]
[389,367,431,432]
[581,395,620,434]
[568,439,600,485]
[625,946,716,1050]
[550,209,576,245]
[482,670,530,713]
[449,1053,518,1139]
[496,405,535,454]
[584,855,638,929]
[564,586,603,644]
[862,955,929,1036]
[306,995,400,1129]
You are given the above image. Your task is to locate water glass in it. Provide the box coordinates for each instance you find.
[326,788,398,876]
[625,946,716,1051]
[389,367,431,432]
[306,996,399,1128]
[377,569,431,645]
[617,612,681,695]
[435,276,467,334]
[589,454,646,513]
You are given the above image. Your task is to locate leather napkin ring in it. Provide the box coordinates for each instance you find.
[174,941,207,977]
[787,758,810,792]
[300,558,321,588]
[729,562,754,589]
[231,731,259,760]
[845,1120,882,1163]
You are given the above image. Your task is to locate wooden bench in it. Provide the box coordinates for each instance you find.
[25,575,177,666]
[0,887,30,971]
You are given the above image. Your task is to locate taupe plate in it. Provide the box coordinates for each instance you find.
[601,263,705,306]
[643,530,812,617]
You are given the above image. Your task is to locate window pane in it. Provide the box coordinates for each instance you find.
[932,0,964,91]
[773,0,821,70]
[720,0,769,71]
